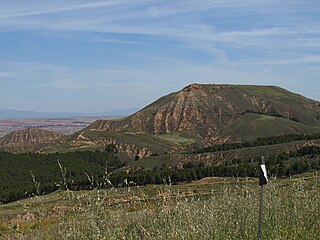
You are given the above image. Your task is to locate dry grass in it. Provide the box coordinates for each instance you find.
[1,173,319,240]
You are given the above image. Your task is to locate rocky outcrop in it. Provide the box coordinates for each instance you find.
[71,136,152,159]
[95,138,152,159]
[82,84,239,137]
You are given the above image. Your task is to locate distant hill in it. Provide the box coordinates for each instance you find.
[0,128,65,152]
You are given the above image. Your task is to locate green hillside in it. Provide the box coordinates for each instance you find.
[220,113,320,142]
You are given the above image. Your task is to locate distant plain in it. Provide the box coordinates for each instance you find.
[0,117,119,137]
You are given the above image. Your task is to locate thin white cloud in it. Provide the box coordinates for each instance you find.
[0,0,136,18]
[0,1,320,111]
[0,0,318,57]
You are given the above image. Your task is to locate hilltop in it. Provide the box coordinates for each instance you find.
[68,84,320,153]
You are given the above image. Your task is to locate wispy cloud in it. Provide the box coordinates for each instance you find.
[0,0,318,56]
[0,1,318,58]
[0,1,319,111]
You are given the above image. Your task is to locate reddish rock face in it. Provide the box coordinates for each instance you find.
[182,83,200,92]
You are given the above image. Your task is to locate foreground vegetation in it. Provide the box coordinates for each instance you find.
[0,172,319,239]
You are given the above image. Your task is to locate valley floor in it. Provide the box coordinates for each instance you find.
[0,172,319,239]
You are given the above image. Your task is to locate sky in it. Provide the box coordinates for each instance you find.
[0,0,320,113]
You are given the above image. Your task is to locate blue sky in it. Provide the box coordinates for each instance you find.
[0,0,320,113]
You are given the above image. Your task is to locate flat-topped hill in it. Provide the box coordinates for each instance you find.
[74,84,320,146]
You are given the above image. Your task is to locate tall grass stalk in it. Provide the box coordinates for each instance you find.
[37,175,320,240]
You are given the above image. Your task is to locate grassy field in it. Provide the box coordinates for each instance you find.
[157,131,202,146]
[0,172,319,239]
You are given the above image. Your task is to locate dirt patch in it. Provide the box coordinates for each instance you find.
[185,176,257,186]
